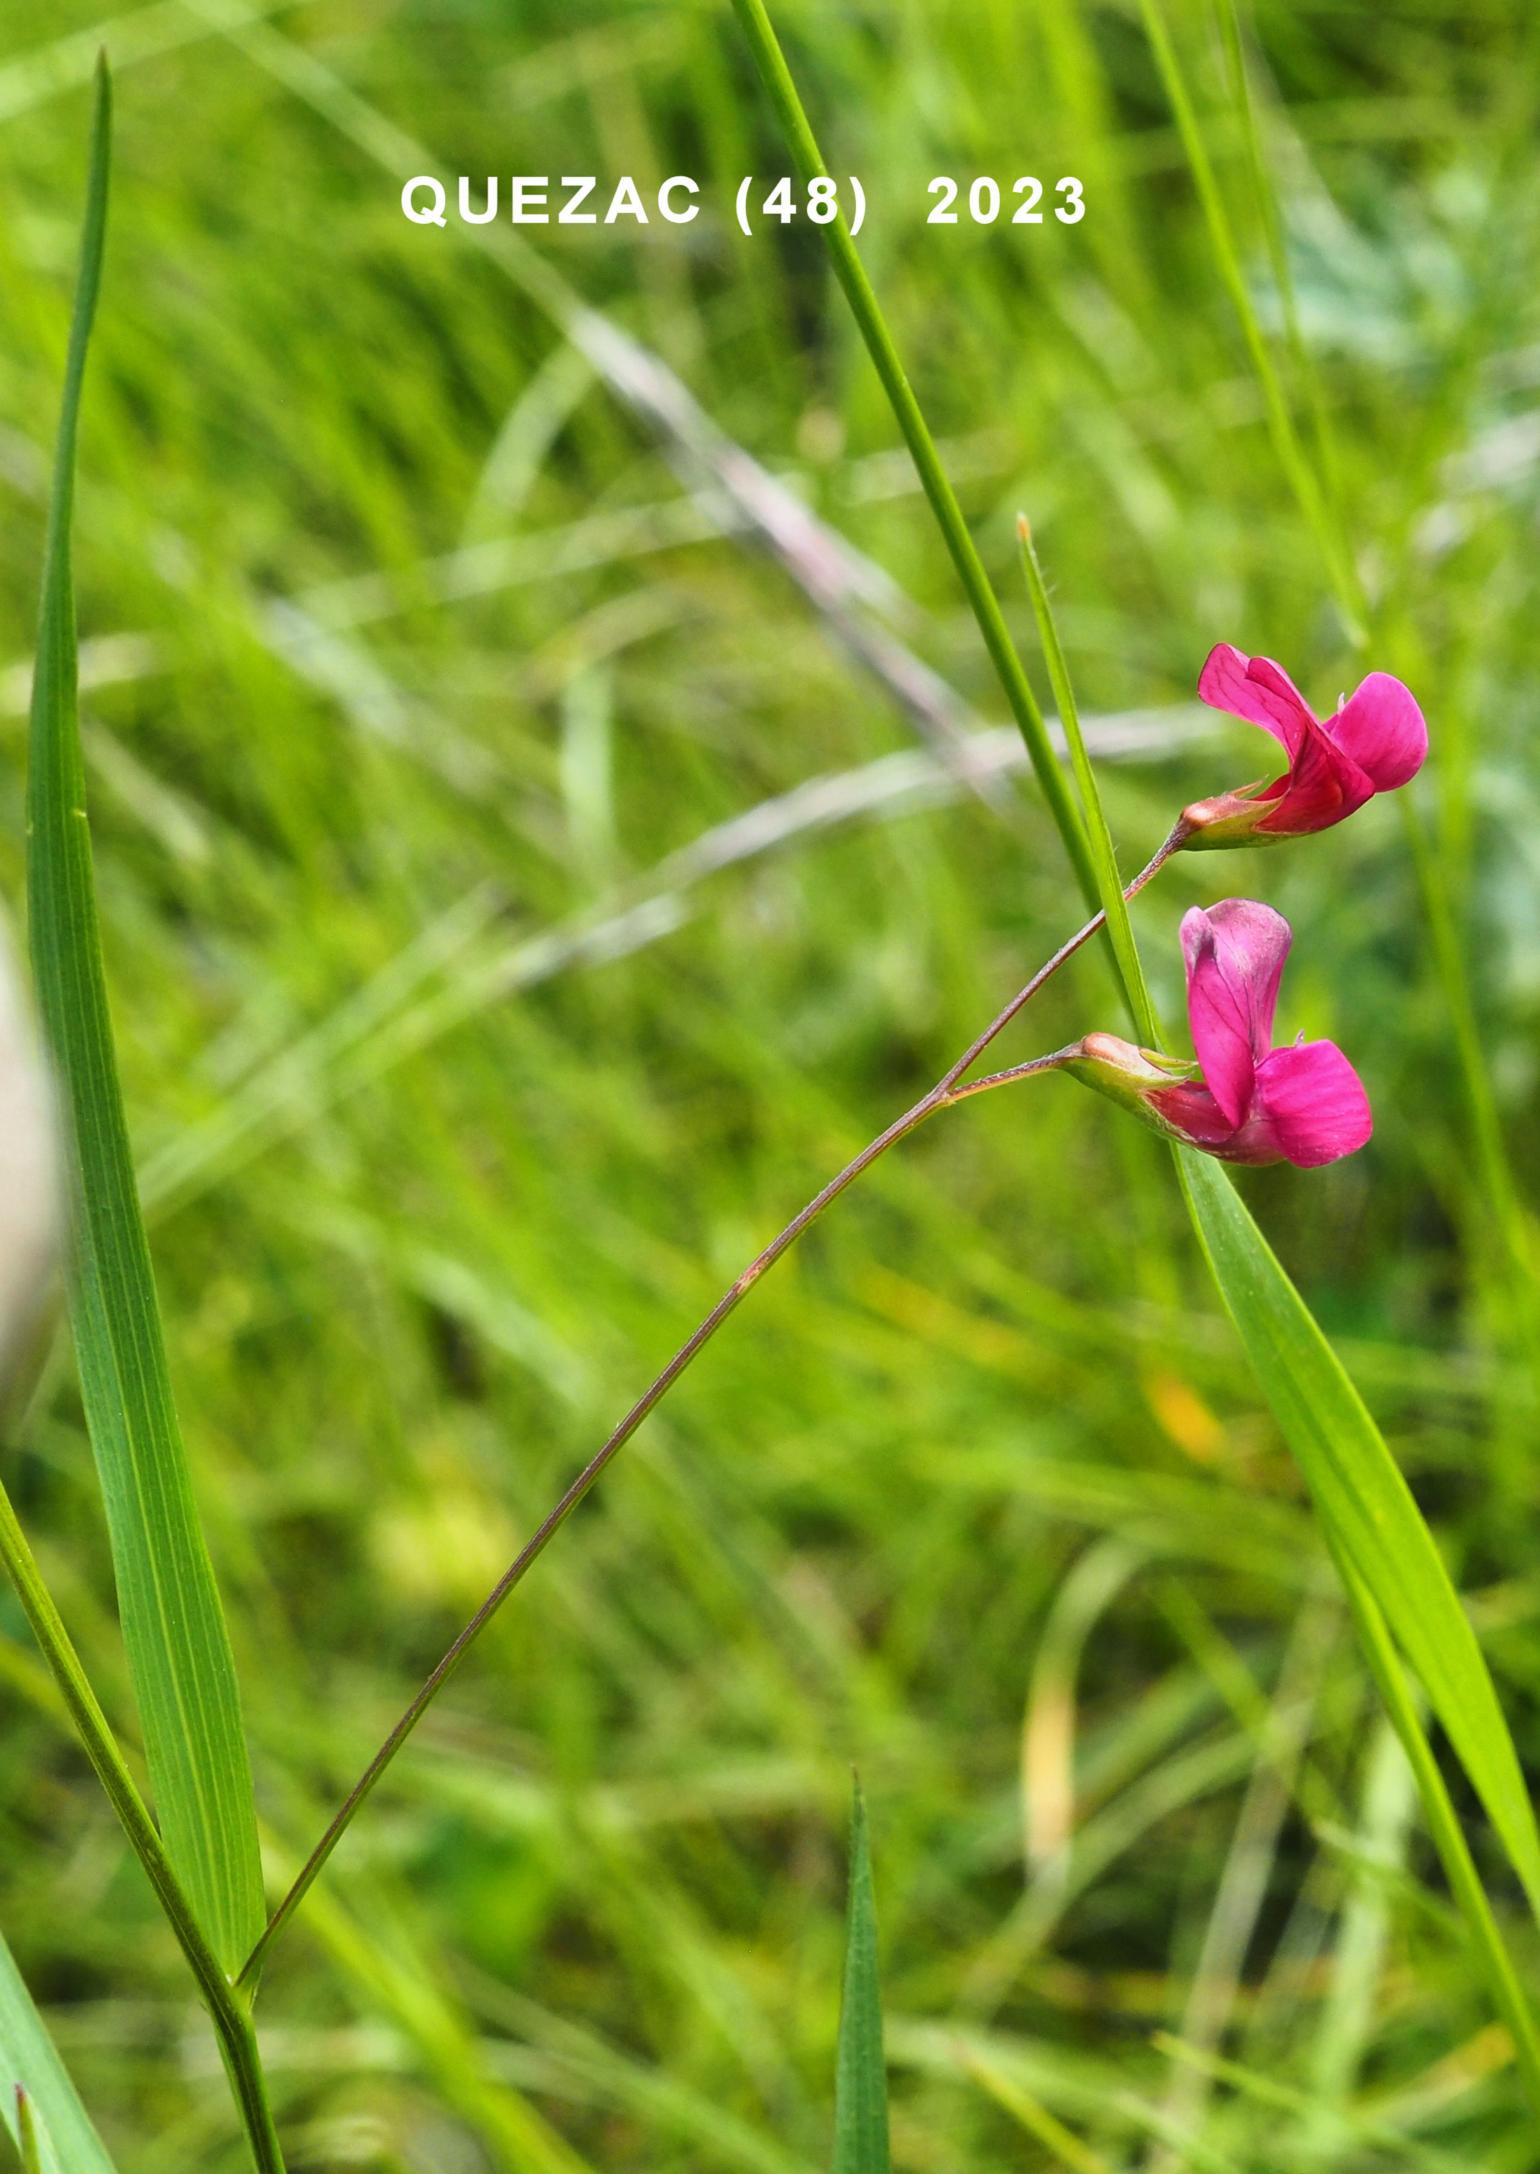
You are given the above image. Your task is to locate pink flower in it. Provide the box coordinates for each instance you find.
[1068,900,1372,1168]
[1183,642,1427,848]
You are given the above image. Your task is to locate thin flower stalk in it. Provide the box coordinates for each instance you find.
[240,825,1188,1983]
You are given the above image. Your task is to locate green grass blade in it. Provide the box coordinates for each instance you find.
[23,58,265,1974]
[1325,1535,1540,2113]
[1135,0,1365,639]
[0,1931,117,2174]
[726,0,1101,920]
[1017,524,1154,1040]
[833,1782,890,2174]
[1212,0,1343,523]
[1178,1150,1540,1921]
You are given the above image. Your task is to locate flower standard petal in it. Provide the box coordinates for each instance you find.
[1197,642,1316,758]
[1324,671,1429,791]
[1179,901,1292,1127]
[1250,1040,1373,1167]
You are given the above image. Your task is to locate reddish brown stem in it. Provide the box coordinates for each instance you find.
[239,819,1189,1988]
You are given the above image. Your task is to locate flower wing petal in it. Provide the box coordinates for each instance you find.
[1197,643,1315,759]
[1252,1041,1373,1168]
[1180,900,1292,1127]
[1255,720,1376,836]
[1325,671,1428,791]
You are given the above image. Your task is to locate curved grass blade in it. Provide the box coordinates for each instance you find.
[726,0,1102,922]
[0,1930,117,2174]
[1017,522,1153,1040]
[833,1781,890,2174]
[1325,1533,1540,2114]
[23,57,264,1974]
[1134,0,1365,639]
[1177,1152,1540,1922]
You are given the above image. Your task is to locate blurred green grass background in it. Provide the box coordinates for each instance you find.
[2,1,1539,2167]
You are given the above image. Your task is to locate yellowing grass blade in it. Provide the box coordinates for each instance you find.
[23,58,264,1974]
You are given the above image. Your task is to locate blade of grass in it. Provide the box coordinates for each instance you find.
[1324,1533,1540,2119]
[724,0,1106,931]
[1135,0,1365,639]
[0,1948,115,2174]
[1211,0,1343,521]
[1401,777,1539,1331]
[0,1481,286,2171]
[1017,521,1166,1046]
[23,57,265,1975]
[1175,1151,1540,1908]
[1148,2033,1471,2174]
[833,1781,890,2174]
[957,2046,1115,2174]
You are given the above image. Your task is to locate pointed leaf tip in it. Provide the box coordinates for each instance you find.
[24,49,265,1974]
[833,1780,890,2174]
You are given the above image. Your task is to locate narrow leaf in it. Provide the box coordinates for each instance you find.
[1017,521,1153,1040]
[1326,1535,1540,2109]
[833,1781,890,2174]
[0,1929,117,2174]
[23,59,265,1972]
[1178,1151,1540,1918]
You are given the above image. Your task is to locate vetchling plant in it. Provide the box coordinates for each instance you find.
[3,31,1540,2173]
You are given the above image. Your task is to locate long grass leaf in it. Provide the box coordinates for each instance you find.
[23,58,264,1973]
[1178,1150,1540,1923]
[0,1484,286,2169]
[0,1929,117,2174]
[726,0,1101,918]
[1324,1535,1540,2113]
[833,1782,890,2174]
[1017,524,1154,1038]
[1135,0,1364,638]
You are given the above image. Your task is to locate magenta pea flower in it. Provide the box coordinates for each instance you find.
[1067,900,1372,1168]
[1182,642,1427,848]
